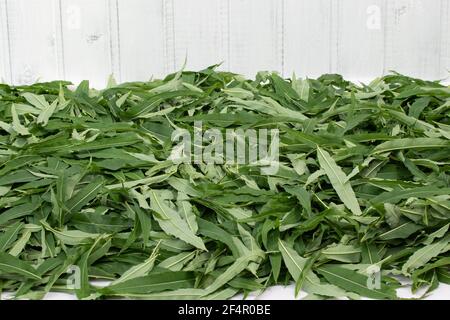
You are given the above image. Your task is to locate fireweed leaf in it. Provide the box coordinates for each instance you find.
[0,252,41,280]
[102,271,196,295]
[0,68,449,300]
[149,190,206,250]
[317,147,362,215]
[278,240,351,298]
[317,265,397,299]
[111,241,160,285]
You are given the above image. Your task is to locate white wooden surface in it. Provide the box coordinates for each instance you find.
[284,0,332,78]
[0,0,449,87]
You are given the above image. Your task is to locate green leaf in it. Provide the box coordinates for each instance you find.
[321,244,361,263]
[378,222,422,240]
[103,271,195,295]
[65,177,104,217]
[149,190,206,250]
[37,100,58,126]
[371,187,450,205]
[278,240,350,298]
[203,255,256,295]
[402,237,450,274]
[372,138,450,154]
[0,252,41,280]
[317,265,397,299]
[22,92,50,110]
[0,201,41,225]
[0,222,24,252]
[11,104,30,135]
[317,147,362,215]
[111,242,160,285]
[41,221,99,245]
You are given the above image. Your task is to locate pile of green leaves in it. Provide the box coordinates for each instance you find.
[0,65,449,300]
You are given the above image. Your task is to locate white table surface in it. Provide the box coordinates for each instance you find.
[3,281,449,300]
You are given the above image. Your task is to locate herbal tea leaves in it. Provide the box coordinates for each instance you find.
[0,67,449,300]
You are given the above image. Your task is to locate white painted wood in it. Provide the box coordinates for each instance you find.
[335,0,386,80]
[60,0,112,87]
[53,0,65,81]
[163,0,175,75]
[0,0,448,84]
[284,0,332,78]
[440,0,450,80]
[107,0,121,82]
[117,0,165,81]
[228,0,283,78]
[384,0,442,80]
[172,0,228,72]
[0,0,11,83]
[3,0,59,85]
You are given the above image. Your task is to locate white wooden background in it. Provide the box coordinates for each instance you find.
[0,0,449,87]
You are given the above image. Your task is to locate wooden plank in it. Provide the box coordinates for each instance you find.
[60,0,111,87]
[107,0,121,82]
[284,0,332,78]
[162,0,175,75]
[440,0,450,81]
[0,0,11,83]
[53,0,65,81]
[335,0,385,81]
[172,0,228,71]
[117,0,165,81]
[228,0,283,78]
[3,0,59,85]
[384,0,442,80]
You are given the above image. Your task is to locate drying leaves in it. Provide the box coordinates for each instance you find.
[0,66,449,300]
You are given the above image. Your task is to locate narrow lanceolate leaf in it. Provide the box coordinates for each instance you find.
[0,222,24,252]
[0,202,41,225]
[22,92,50,110]
[317,265,397,299]
[321,244,361,263]
[37,100,58,126]
[0,252,41,280]
[103,272,195,295]
[8,229,32,256]
[157,251,196,271]
[11,104,30,135]
[177,196,198,234]
[112,288,206,300]
[65,177,104,216]
[149,190,206,250]
[111,242,160,285]
[317,147,362,215]
[203,288,239,300]
[278,240,350,298]
[278,239,306,280]
[41,221,99,245]
[402,237,450,274]
[378,222,422,240]
[371,187,450,205]
[372,138,450,154]
[203,255,256,295]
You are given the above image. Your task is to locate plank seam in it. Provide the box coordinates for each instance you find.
[439,0,449,79]
[54,0,65,80]
[329,0,339,73]
[0,0,12,83]
[107,0,121,82]
[162,0,176,74]
[280,0,285,76]
[219,0,230,70]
